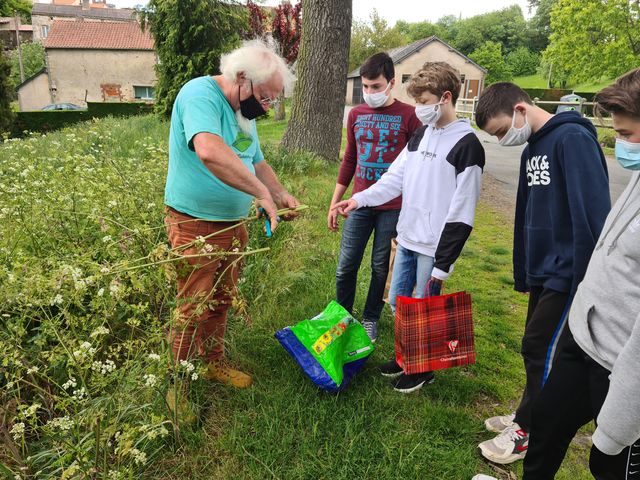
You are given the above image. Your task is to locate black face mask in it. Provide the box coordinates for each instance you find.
[238,81,266,120]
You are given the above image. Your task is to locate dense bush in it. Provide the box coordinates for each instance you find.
[13,103,154,137]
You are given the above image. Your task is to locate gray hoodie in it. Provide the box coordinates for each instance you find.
[569,171,640,455]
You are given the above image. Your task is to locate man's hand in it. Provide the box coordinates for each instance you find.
[256,195,279,232]
[331,198,359,218]
[274,192,301,221]
[327,204,340,232]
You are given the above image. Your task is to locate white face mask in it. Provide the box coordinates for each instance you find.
[499,110,532,146]
[363,82,391,108]
[415,98,444,125]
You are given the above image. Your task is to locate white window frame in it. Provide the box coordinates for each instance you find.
[133,86,155,100]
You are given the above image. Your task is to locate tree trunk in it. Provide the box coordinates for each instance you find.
[274,92,286,121]
[281,0,352,161]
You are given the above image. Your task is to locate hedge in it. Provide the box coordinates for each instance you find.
[11,102,154,137]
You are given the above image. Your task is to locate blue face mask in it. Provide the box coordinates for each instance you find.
[615,138,640,170]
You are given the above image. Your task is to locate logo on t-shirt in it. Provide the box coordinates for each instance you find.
[232,132,253,153]
[527,155,551,186]
[355,113,403,181]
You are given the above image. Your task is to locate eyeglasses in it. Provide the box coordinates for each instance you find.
[248,81,279,106]
[258,96,278,106]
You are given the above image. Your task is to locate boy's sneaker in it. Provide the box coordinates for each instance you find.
[471,475,498,480]
[393,371,435,393]
[484,413,516,433]
[379,359,403,378]
[478,424,529,464]
[362,320,378,343]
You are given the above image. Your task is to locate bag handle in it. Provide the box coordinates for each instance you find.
[426,278,443,297]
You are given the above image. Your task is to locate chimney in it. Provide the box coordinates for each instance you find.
[82,0,91,10]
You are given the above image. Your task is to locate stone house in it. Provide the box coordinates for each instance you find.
[346,36,487,106]
[17,20,156,111]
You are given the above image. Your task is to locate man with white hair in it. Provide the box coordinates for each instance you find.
[164,40,299,402]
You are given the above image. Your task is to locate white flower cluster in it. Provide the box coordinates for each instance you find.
[109,279,122,298]
[62,264,88,291]
[90,326,110,338]
[139,423,169,440]
[147,353,161,361]
[46,416,73,431]
[91,359,116,375]
[72,341,96,363]
[179,360,195,372]
[72,387,87,400]
[62,377,77,390]
[10,422,25,441]
[143,374,157,387]
[179,360,199,380]
[26,366,39,375]
[129,448,147,465]
[18,403,40,419]
[50,294,64,306]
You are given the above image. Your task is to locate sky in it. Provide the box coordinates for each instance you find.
[69,0,534,23]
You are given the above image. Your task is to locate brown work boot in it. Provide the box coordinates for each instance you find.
[165,384,197,425]
[203,362,252,388]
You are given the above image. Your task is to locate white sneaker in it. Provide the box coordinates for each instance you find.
[478,423,529,465]
[471,476,498,480]
[484,412,516,433]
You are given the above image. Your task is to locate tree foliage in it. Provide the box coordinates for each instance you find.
[0,0,31,20]
[395,20,446,43]
[470,41,512,85]
[9,41,44,91]
[506,47,540,77]
[543,0,640,83]
[139,0,247,117]
[447,6,527,56]
[348,9,405,70]
[526,0,556,52]
[0,46,14,133]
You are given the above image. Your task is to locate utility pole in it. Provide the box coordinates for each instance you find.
[14,11,25,84]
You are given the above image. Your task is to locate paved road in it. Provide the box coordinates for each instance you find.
[343,106,632,205]
[477,129,632,206]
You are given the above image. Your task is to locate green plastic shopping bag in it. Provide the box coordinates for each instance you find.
[275,301,374,392]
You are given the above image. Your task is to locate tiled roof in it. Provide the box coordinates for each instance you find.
[44,20,154,50]
[348,35,487,78]
[32,3,137,21]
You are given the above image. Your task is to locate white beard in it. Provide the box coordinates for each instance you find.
[235,110,253,134]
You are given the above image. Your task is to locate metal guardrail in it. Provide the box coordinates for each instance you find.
[455,96,614,128]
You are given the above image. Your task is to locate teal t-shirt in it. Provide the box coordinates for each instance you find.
[164,76,265,220]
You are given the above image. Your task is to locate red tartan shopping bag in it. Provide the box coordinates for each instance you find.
[395,291,475,374]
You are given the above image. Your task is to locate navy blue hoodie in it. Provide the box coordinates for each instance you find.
[513,111,611,293]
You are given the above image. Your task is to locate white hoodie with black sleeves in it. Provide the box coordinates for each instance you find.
[352,119,485,280]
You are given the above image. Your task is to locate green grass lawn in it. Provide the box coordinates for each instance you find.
[144,115,593,479]
[514,74,612,93]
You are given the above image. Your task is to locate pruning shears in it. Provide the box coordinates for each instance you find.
[258,208,280,238]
